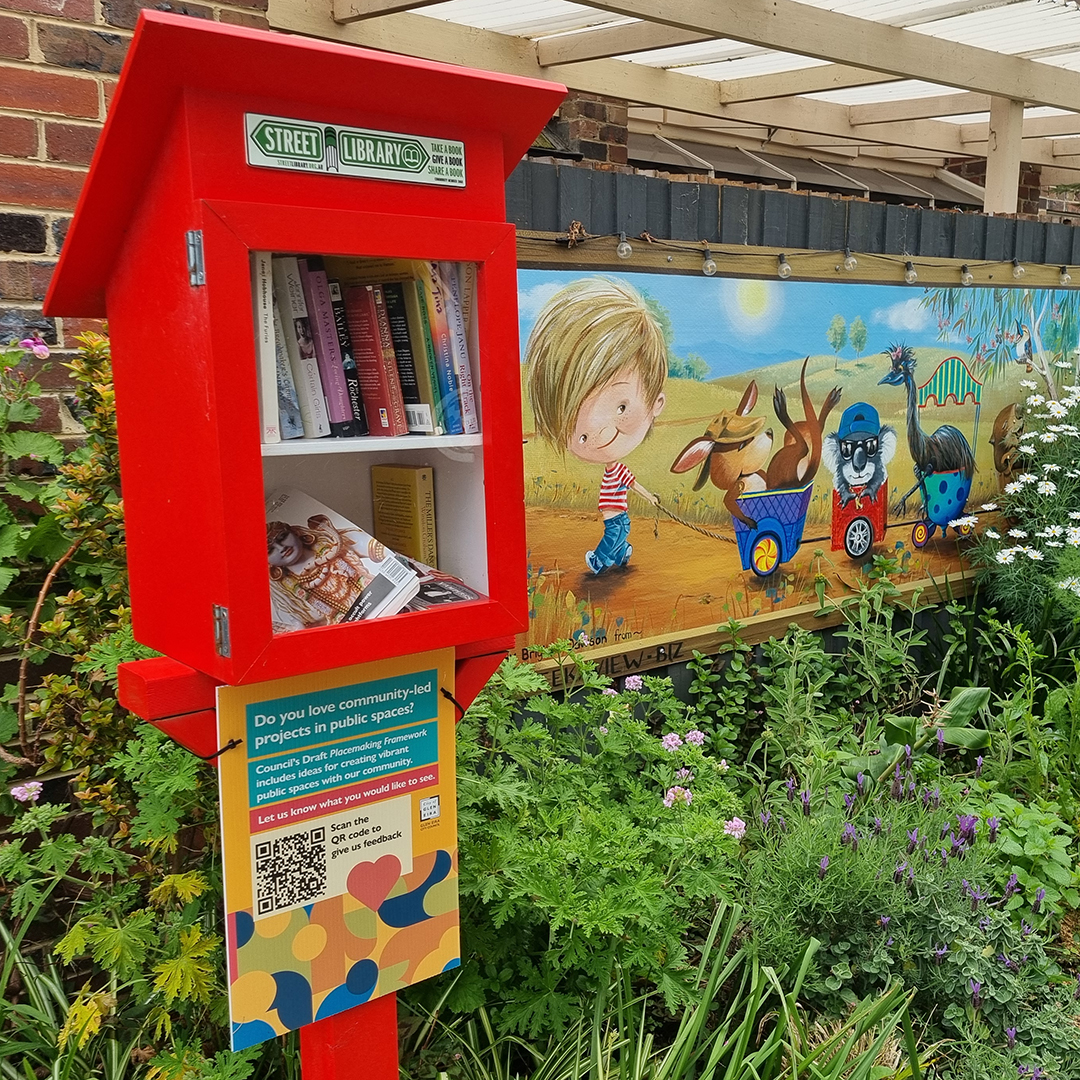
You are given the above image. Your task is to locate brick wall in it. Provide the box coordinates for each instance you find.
[554,92,628,165]
[946,157,1042,217]
[0,0,268,447]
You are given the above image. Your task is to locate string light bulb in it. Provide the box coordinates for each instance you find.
[1061,265,1073,287]
[842,248,858,272]
[903,261,918,285]
[616,232,632,260]
[960,264,974,287]
[1012,258,1025,279]
[777,253,793,279]
[701,247,717,277]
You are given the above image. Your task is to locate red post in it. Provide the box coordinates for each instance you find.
[300,994,399,1078]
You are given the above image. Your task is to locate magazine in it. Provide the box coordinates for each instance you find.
[400,556,482,612]
[266,487,420,633]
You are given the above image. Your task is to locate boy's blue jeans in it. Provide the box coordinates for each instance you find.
[592,512,631,567]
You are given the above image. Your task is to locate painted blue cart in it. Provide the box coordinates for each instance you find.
[910,468,974,547]
[733,482,815,576]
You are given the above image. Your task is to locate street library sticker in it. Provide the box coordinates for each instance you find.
[244,112,466,187]
[217,649,460,1050]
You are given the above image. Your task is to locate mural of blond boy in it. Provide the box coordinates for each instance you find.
[525,277,667,574]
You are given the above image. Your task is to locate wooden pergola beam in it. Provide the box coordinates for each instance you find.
[535,21,709,65]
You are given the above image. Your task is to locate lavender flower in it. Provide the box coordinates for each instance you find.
[777,815,787,833]
[1006,1027,1017,1049]
[879,915,891,929]
[843,793,855,816]
[971,885,989,912]
[893,862,908,884]
[940,848,949,869]
[841,823,858,852]
[979,916,992,931]
[818,855,830,878]
[921,787,931,809]
[759,810,772,829]
[934,943,948,964]
[891,763,903,800]
[785,778,796,801]
[941,821,951,840]
[988,816,1001,843]
[975,755,984,778]
[931,787,941,810]
[724,817,747,840]
[624,674,644,691]
[1022,921,1034,937]
[800,790,812,817]
[970,979,983,1009]
[907,780,916,801]
[905,744,913,768]
[936,728,945,754]
[1003,873,1020,901]
[907,828,919,854]
[1033,887,1046,914]
[856,771,866,796]
[1000,953,1017,972]
[10,781,42,803]
[957,814,979,845]
[684,729,706,746]
[873,816,883,837]
[661,733,683,752]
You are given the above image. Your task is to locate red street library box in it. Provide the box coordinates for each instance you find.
[45,12,565,686]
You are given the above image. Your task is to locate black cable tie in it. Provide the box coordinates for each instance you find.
[197,737,243,761]
[440,686,466,719]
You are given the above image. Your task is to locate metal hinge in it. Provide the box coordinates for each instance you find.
[213,604,231,657]
[186,229,206,286]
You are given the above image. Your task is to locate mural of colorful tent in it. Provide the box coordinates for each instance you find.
[917,355,983,445]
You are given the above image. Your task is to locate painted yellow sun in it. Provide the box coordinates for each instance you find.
[722,277,783,336]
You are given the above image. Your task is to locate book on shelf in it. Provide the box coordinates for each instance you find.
[327,279,369,436]
[402,278,445,435]
[343,284,410,437]
[298,256,360,438]
[251,251,281,444]
[438,261,479,434]
[418,261,464,435]
[271,295,304,440]
[371,463,437,567]
[381,281,433,434]
[400,556,482,612]
[270,256,331,440]
[266,486,420,634]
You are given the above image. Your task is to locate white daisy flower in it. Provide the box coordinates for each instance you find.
[1064,385,1080,393]
[996,549,1016,564]
[981,502,1000,511]
[985,528,1001,539]
[1005,482,1024,494]
[1049,401,1070,417]
[1068,526,1080,546]
[1041,432,1059,443]
[1020,379,1038,389]
[1044,525,1064,536]
[1070,512,1080,520]
[1028,394,1047,406]
[1019,445,1037,455]
[1047,540,1065,547]
[1055,361,1073,369]
[1026,547,1044,560]
[1008,528,1029,538]
[1043,464,1062,472]
[949,515,978,528]
[1059,577,1080,595]
[1018,474,1038,485]
[1038,480,1058,495]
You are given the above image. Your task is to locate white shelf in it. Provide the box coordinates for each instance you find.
[261,433,484,456]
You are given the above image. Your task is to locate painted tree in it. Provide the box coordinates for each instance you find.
[921,287,1080,400]
[849,315,868,358]
[826,314,847,371]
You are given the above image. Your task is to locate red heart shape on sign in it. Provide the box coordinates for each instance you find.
[347,854,402,911]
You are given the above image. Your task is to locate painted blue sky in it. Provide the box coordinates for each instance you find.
[518,268,956,380]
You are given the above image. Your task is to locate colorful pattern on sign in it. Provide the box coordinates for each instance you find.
[217,651,459,1050]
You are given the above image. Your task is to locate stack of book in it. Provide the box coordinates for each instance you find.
[252,253,480,444]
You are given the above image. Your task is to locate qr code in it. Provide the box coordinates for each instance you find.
[254,826,327,916]
[419,795,441,822]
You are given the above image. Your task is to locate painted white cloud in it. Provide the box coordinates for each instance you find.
[872,298,931,333]
[518,281,565,320]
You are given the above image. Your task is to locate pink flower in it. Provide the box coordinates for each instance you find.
[623,674,643,691]
[18,337,49,359]
[598,725,608,735]
[11,781,42,803]
[601,687,618,697]
[663,785,691,808]
[723,817,747,840]
[661,732,683,752]
[685,729,706,746]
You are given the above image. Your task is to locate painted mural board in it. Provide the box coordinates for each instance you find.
[217,649,459,1050]
[517,269,1059,669]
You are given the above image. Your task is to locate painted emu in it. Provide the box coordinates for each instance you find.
[879,343,975,516]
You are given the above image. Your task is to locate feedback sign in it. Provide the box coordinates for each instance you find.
[244,671,439,830]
